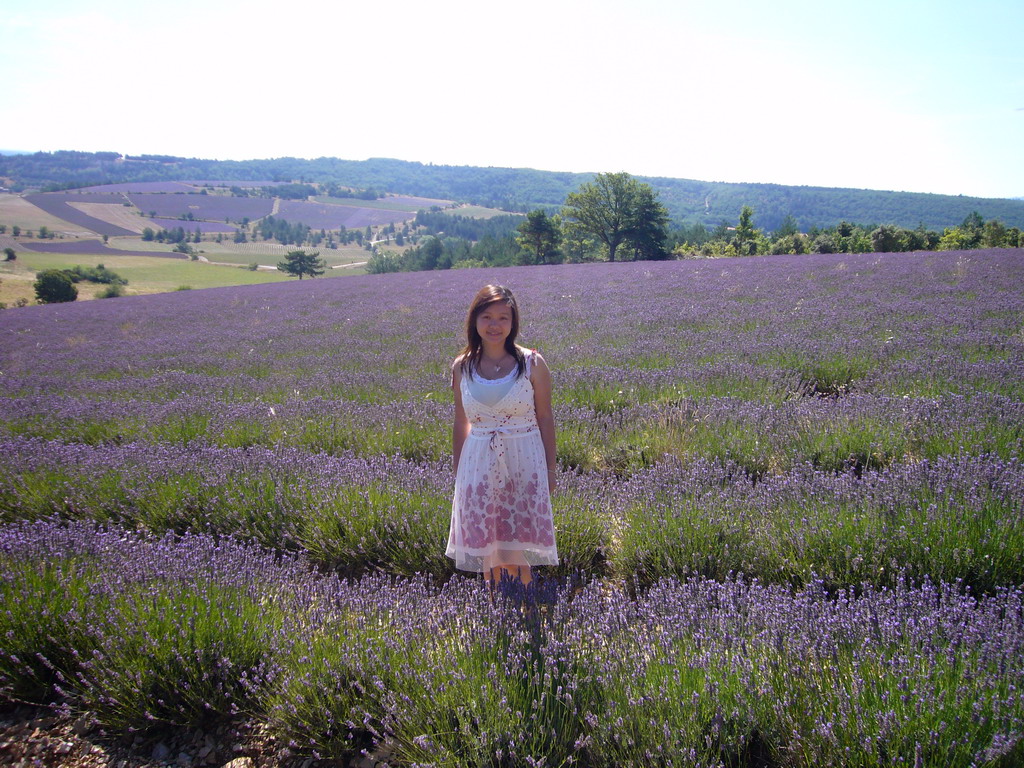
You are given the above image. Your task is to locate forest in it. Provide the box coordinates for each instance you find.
[3,150,1023,231]
[368,173,1022,274]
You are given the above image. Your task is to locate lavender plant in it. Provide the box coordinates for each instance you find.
[2,520,1022,766]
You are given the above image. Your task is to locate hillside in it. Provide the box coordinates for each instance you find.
[3,151,1023,231]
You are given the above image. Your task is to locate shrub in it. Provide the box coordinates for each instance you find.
[34,270,77,304]
[65,265,127,286]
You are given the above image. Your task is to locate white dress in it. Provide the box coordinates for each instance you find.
[446,351,559,573]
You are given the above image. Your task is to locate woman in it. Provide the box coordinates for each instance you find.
[446,285,558,586]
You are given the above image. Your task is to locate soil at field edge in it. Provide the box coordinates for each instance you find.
[0,701,389,768]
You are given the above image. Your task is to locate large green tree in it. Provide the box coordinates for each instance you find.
[276,250,326,279]
[515,209,562,264]
[561,172,669,262]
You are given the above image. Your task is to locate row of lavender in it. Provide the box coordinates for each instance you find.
[2,519,1021,766]
[0,437,1020,591]
[0,389,1018,475]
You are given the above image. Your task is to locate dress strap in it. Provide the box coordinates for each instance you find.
[525,348,536,378]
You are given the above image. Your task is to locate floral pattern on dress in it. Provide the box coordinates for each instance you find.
[445,353,558,572]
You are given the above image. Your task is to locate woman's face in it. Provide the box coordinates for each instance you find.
[476,301,514,347]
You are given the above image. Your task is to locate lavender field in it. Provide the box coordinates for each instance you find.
[126,193,275,223]
[1,250,1022,765]
[277,199,418,229]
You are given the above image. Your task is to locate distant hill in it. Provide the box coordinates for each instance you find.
[2,150,1022,231]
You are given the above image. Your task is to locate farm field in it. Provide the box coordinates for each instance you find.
[22,238,187,258]
[313,194,453,211]
[145,216,238,233]
[0,238,369,305]
[0,251,295,304]
[2,184,442,246]
[0,250,1022,766]
[127,192,275,222]
[101,236,370,265]
[276,199,417,229]
[0,194,78,233]
[447,203,522,219]
[67,200,151,233]
[24,192,138,236]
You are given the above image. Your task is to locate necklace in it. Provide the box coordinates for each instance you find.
[483,354,507,373]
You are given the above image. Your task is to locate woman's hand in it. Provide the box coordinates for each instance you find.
[530,352,557,493]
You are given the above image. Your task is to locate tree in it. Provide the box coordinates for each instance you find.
[774,215,799,239]
[276,250,325,279]
[3,247,15,262]
[516,209,561,264]
[410,236,443,271]
[938,226,974,251]
[626,186,670,260]
[811,234,836,254]
[733,206,759,255]
[982,219,1007,248]
[871,225,902,253]
[957,212,984,248]
[562,172,668,262]
[34,270,78,303]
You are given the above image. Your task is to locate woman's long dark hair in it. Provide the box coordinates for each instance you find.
[459,285,526,379]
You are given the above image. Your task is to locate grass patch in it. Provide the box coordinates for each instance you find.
[0,251,302,297]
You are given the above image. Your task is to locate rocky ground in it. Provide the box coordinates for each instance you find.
[0,702,391,768]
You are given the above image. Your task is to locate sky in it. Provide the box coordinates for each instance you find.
[2,0,1022,198]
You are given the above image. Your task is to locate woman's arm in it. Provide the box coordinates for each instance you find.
[530,352,557,491]
[452,359,471,473]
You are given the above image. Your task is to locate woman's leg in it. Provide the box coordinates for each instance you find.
[483,549,532,587]
[488,563,533,586]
